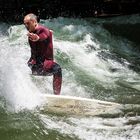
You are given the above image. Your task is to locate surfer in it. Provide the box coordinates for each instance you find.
[23,13,62,95]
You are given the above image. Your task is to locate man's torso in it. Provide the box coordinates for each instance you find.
[29,25,53,62]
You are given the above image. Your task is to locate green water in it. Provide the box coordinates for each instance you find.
[0,15,140,140]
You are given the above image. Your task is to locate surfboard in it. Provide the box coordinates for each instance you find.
[41,94,122,116]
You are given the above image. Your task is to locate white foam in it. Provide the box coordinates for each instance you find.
[40,114,140,140]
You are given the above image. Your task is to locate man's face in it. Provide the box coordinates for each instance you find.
[24,17,36,32]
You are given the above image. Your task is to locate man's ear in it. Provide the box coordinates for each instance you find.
[34,20,38,26]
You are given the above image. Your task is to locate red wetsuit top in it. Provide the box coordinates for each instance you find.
[28,24,53,63]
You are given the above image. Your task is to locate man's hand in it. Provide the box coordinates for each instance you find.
[27,33,39,42]
[27,59,36,68]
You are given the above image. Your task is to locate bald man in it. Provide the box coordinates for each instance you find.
[24,13,62,95]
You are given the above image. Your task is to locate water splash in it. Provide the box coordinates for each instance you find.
[0,25,45,112]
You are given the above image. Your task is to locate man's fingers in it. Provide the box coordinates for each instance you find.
[27,33,33,37]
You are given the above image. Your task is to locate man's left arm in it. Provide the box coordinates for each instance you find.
[37,28,49,41]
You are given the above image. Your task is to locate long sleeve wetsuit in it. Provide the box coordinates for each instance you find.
[28,25,62,95]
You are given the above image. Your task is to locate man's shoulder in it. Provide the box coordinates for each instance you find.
[37,24,49,31]
[36,24,50,35]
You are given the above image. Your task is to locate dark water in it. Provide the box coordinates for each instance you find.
[0,14,140,140]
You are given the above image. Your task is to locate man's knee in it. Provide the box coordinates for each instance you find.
[52,63,62,77]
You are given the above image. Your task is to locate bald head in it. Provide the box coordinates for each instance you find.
[24,13,38,32]
[24,13,38,22]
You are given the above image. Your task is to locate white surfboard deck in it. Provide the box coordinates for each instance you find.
[41,94,122,116]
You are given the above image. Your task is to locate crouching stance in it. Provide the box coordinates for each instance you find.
[24,13,62,95]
